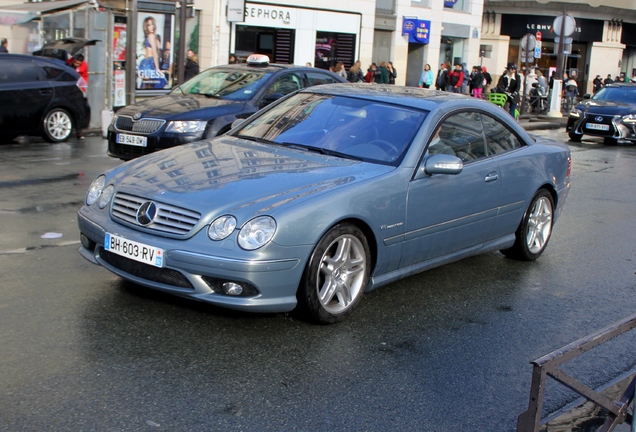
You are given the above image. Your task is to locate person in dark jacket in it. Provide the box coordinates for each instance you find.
[495,62,521,117]
[470,65,484,98]
[376,61,390,84]
[184,49,199,82]
[436,63,449,90]
[603,74,614,85]
[387,61,397,84]
[593,75,604,93]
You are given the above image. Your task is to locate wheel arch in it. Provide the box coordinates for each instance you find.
[315,217,379,275]
[538,183,558,209]
[42,103,78,129]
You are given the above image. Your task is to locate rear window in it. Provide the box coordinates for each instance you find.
[0,58,41,83]
[306,71,340,86]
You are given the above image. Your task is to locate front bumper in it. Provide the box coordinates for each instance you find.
[107,129,204,160]
[566,112,636,143]
[78,209,310,313]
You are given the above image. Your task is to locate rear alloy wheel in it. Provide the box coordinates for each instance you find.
[568,133,582,142]
[43,108,73,143]
[502,189,554,261]
[297,224,370,324]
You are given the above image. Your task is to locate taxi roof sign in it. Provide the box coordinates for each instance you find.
[246,54,270,66]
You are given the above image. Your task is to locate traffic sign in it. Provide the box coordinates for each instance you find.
[536,31,542,42]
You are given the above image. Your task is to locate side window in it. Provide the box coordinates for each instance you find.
[39,63,76,82]
[265,73,302,97]
[481,114,524,155]
[428,112,487,162]
[0,58,40,83]
[306,72,340,87]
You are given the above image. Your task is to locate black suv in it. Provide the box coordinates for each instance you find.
[0,54,91,143]
[567,83,636,145]
[108,55,347,160]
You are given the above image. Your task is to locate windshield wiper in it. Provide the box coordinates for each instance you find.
[236,135,277,145]
[283,142,363,161]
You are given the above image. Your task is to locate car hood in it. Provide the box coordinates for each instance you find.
[111,136,393,218]
[116,94,247,121]
[578,99,636,115]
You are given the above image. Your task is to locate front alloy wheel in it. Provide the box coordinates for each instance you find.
[43,108,73,142]
[502,189,554,261]
[297,224,370,324]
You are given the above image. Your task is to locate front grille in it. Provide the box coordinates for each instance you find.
[112,192,201,236]
[115,115,165,134]
[583,114,616,136]
[100,248,194,289]
[109,141,149,159]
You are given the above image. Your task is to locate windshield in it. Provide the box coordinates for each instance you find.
[592,86,636,104]
[173,69,272,101]
[233,93,427,165]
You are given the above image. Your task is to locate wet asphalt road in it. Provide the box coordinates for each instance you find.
[1,132,635,431]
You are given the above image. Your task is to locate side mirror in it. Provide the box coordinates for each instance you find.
[583,93,592,99]
[416,154,463,179]
[260,93,284,108]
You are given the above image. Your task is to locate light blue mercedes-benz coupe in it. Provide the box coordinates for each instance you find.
[78,84,571,324]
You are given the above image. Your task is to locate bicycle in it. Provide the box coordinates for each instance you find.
[561,94,575,113]
[488,92,519,121]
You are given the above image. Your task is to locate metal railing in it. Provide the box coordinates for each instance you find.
[517,312,636,432]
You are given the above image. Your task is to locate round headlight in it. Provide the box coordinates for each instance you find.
[238,216,276,250]
[208,215,237,241]
[98,185,115,209]
[86,175,106,205]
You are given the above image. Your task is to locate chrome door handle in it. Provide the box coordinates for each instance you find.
[485,172,499,182]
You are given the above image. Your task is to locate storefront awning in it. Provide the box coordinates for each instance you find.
[0,0,86,26]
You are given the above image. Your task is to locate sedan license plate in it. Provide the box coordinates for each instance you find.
[104,233,163,267]
[116,133,147,147]
[586,123,610,131]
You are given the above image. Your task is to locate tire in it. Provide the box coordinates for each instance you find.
[568,133,582,142]
[42,108,73,143]
[604,137,618,146]
[297,223,371,324]
[501,189,554,261]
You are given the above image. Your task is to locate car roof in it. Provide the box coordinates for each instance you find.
[604,83,636,88]
[300,83,473,111]
[210,63,347,80]
[0,53,79,76]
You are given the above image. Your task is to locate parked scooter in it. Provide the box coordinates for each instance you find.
[528,82,549,114]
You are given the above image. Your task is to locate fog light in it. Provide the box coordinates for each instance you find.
[222,282,243,296]
[80,233,96,251]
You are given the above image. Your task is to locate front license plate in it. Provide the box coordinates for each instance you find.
[116,133,147,147]
[586,123,610,131]
[104,233,163,267]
